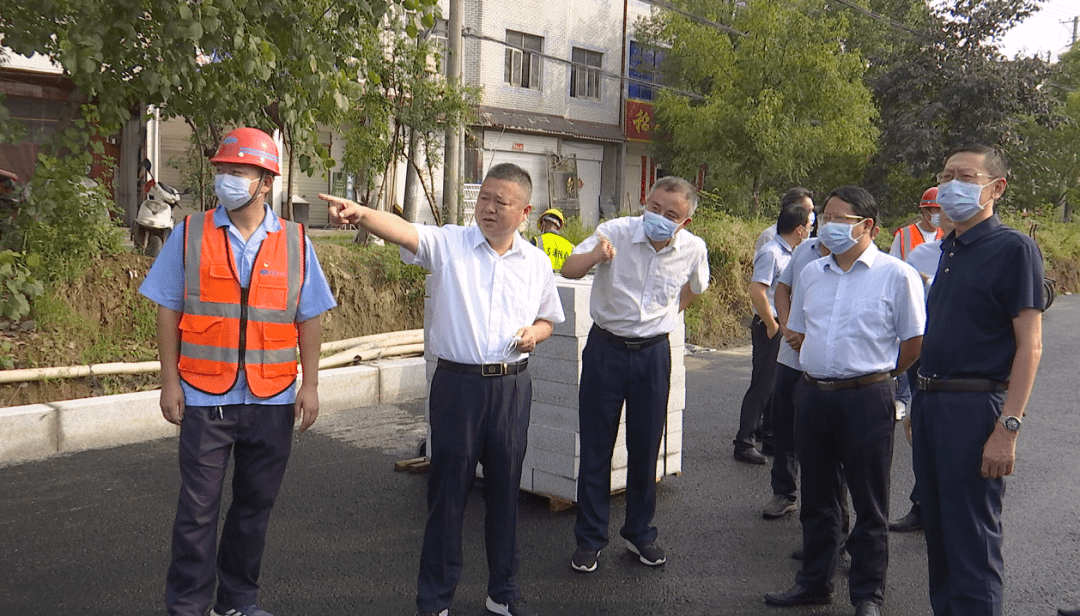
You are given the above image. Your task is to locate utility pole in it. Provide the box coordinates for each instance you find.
[441,0,463,225]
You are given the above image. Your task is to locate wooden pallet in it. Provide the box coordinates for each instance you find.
[394,457,430,474]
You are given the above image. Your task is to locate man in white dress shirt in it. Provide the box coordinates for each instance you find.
[765,186,925,616]
[560,176,710,574]
[322,163,564,616]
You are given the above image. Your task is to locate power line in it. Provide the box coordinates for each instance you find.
[832,0,936,42]
[461,28,706,101]
[635,0,747,37]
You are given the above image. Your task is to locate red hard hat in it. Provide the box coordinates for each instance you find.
[920,187,939,208]
[210,127,280,176]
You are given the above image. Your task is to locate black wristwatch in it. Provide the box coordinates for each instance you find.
[998,414,1022,432]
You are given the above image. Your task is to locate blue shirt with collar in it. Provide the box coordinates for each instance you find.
[788,243,925,379]
[751,234,795,318]
[921,215,1043,381]
[139,204,337,406]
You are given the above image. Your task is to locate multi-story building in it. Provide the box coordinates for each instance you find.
[3,0,681,230]
[449,0,665,227]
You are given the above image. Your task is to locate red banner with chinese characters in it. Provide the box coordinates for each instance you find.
[625,100,658,142]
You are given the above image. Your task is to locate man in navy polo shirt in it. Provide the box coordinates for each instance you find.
[914,144,1043,616]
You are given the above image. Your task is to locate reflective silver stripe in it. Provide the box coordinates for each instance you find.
[181,341,297,365]
[184,213,207,301]
[182,302,243,319]
[180,340,238,363]
[248,306,294,323]
[281,221,302,319]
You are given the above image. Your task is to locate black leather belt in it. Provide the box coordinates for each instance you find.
[592,324,668,351]
[916,375,1008,392]
[437,358,528,377]
[804,371,891,392]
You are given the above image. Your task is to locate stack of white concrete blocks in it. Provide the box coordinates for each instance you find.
[424,275,685,503]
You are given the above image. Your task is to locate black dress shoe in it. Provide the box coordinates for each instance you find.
[1058,608,1080,616]
[763,583,831,606]
[734,445,767,465]
[888,508,923,532]
[854,601,881,616]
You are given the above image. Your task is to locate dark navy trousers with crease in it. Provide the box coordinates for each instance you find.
[912,389,1006,616]
[165,403,294,616]
[574,326,671,552]
[416,366,531,613]
[794,378,894,606]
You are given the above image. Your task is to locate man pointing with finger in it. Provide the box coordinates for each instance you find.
[322,162,563,616]
[561,176,709,574]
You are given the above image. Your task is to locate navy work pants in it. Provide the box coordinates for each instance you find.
[165,404,294,616]
[735,316,781,447]
[416,366,531,613]
[574,327,671,551]
[794,379,894,606]
[769,363,802,499]
[912,389,1006,616]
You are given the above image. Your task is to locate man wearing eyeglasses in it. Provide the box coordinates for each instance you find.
[765,186,925,616]
[914,144,1043,616]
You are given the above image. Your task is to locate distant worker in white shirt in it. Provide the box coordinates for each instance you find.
[322,163,565,616]
[561,176,710,574]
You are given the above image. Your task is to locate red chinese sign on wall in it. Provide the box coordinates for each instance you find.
[625,100,658,142]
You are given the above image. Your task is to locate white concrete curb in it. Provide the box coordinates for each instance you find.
[0,357,427,466]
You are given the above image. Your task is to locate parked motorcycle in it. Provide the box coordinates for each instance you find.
[131,160,182,258]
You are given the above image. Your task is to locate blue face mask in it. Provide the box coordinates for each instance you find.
[214,173,259,211]
[936,179,991,222]
[642,210,682,242]
[819,220,865,254]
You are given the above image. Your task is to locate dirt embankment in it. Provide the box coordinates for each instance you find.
[0,244,424,407]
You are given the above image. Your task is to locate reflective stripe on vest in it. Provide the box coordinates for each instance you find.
[897,223,943,260]
[178,212,305,397]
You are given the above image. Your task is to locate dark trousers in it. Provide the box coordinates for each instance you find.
[794,379,894,605]
[735,316,781,447]
[165,404,294,616]
[416,367,532,613]
[769,363,802,499]
[912,389,1005,616]
[574,327,671,551]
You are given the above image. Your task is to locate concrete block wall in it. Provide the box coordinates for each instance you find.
[424,275,685,503]
[0,358,427,467]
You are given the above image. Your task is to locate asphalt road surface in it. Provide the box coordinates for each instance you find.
[3,296,1079,616]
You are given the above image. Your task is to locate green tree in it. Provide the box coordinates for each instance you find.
[640,0,878,213]
[862,0,1054,216]
[1012,43,1080,220]
[338,21,478,225]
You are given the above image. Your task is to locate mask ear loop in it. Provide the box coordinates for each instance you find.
[231,170,268,212]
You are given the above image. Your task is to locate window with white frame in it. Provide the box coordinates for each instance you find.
[505,30,543,90]
[570,47,602,100]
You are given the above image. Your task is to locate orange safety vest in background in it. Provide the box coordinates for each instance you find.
[178,212,306,398]
[894,223,944,260]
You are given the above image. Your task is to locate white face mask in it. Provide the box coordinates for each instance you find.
[929,212,941,228]
[819,219,866,254]
[214,173,259,211]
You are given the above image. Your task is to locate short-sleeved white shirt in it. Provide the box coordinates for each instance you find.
[776,238,825,370]
[401,224,564,364]
[573,216,709,338]
[788,244,925,379]
[750,235,794,318]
